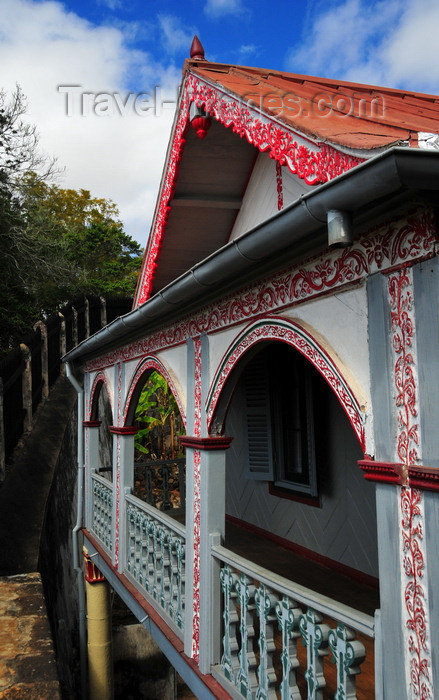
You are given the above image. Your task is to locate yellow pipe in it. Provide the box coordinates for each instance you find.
[83,549,113,700]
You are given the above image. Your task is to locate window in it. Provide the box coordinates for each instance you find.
[243,343,319,497]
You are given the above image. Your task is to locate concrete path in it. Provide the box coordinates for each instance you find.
[0,572,61,699]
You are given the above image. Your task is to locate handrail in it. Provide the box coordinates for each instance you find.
[212,539,377,700]
[212,541,375,637]
[125,491,186,538]
[124,490,186,636]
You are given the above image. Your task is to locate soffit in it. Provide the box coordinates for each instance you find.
[149,117,257,295]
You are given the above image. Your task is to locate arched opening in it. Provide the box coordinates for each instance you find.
[128,369,186,517]
[215,339,379,697]
[207,316,377,584]
[90,378,113,482]
[214,338,378,582]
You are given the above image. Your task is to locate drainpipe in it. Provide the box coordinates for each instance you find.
[65,361,87,700]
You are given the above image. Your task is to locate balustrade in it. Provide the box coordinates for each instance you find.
[90,472,113,553]
[212,543,376,700]
[133,458,186,515]
[125,493,186,635]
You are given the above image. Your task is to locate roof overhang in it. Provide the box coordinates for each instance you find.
[134,67,366,307]
[64,147,439,366]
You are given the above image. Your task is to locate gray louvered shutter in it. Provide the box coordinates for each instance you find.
[244,352,274,480]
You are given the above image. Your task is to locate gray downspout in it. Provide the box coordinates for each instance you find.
[65,362,87,700]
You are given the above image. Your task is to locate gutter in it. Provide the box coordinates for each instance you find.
[65,363,87,700]
[63,147,439,365]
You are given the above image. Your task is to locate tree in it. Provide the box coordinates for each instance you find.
[19,175,143,299]
[0,86,143,352]
[0,85,57,187]
[134,372,184,459]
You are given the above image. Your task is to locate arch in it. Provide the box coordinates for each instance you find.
[89,371,113,422]
[207,317,366,451]
[123,355,186,427]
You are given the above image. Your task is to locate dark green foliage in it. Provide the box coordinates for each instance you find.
[0,86,143,353]
[134,372,184,459]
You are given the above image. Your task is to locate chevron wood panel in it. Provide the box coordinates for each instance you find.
[225,380,379,577]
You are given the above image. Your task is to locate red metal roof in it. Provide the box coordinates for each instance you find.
[134,47,439,307]
[186,60,439,151]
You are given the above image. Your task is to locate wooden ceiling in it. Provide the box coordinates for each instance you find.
[150,117,257,295]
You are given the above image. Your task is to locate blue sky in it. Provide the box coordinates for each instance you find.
[0,0,438,246]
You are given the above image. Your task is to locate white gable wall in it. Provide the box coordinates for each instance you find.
[229,152,313,241]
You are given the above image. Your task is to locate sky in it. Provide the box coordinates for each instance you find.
[0,0,438,247]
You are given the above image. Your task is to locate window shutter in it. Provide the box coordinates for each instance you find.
[244,352,274,480]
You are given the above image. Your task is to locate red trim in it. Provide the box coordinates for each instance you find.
[108,426,139,435]
[358,459,439,492]
[408,465,439,492]
[83,549,106,583]
[358,459,405,485]
[268,482,321,508]
[225,514,379,591]
[179,435,233,450]
[83,420,101,428]
[83,530,232,700]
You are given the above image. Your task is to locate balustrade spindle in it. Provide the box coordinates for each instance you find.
[145,466,154,505]
[159,463,172,510]
[328,623,366,700]
[91,476,113,552]
[220,565,240,684]
[152,520,160,602]
[235,573,258,699]
[254,583,278,700]
[274,595,302,700]
[125,496,185,634]
[143,516,154,592]
[169,536,185,629]
[159,525,170,608]
[299,608,330,700]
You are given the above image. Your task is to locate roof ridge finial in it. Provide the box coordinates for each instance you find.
[190,35,205,60]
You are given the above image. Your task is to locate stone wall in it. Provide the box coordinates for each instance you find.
[39,397,80,700]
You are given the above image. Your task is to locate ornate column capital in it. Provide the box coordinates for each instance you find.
[83,548,105,583]
[358,459,405,485]
[108,425,138,435]
[179,435,233,450]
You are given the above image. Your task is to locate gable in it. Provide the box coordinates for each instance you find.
[134,67,364,308]
[134,52,439,309]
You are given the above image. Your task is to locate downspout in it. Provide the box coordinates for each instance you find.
[66,361,87,700]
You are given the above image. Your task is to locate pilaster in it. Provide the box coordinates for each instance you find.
[109,425,138,573]
[367,259,437,699]
[180,435,233,674]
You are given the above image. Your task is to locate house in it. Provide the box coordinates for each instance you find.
[64,36,439,699]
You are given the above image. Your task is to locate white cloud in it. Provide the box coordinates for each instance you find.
[381,0,439,92]
[158,14,197,55]
[0,0,181,247]
[204,0,245,18]
[286,0,439,92]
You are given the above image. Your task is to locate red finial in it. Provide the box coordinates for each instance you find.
[190,35,205,60]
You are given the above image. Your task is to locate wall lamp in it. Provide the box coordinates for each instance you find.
[190,102,212,140]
